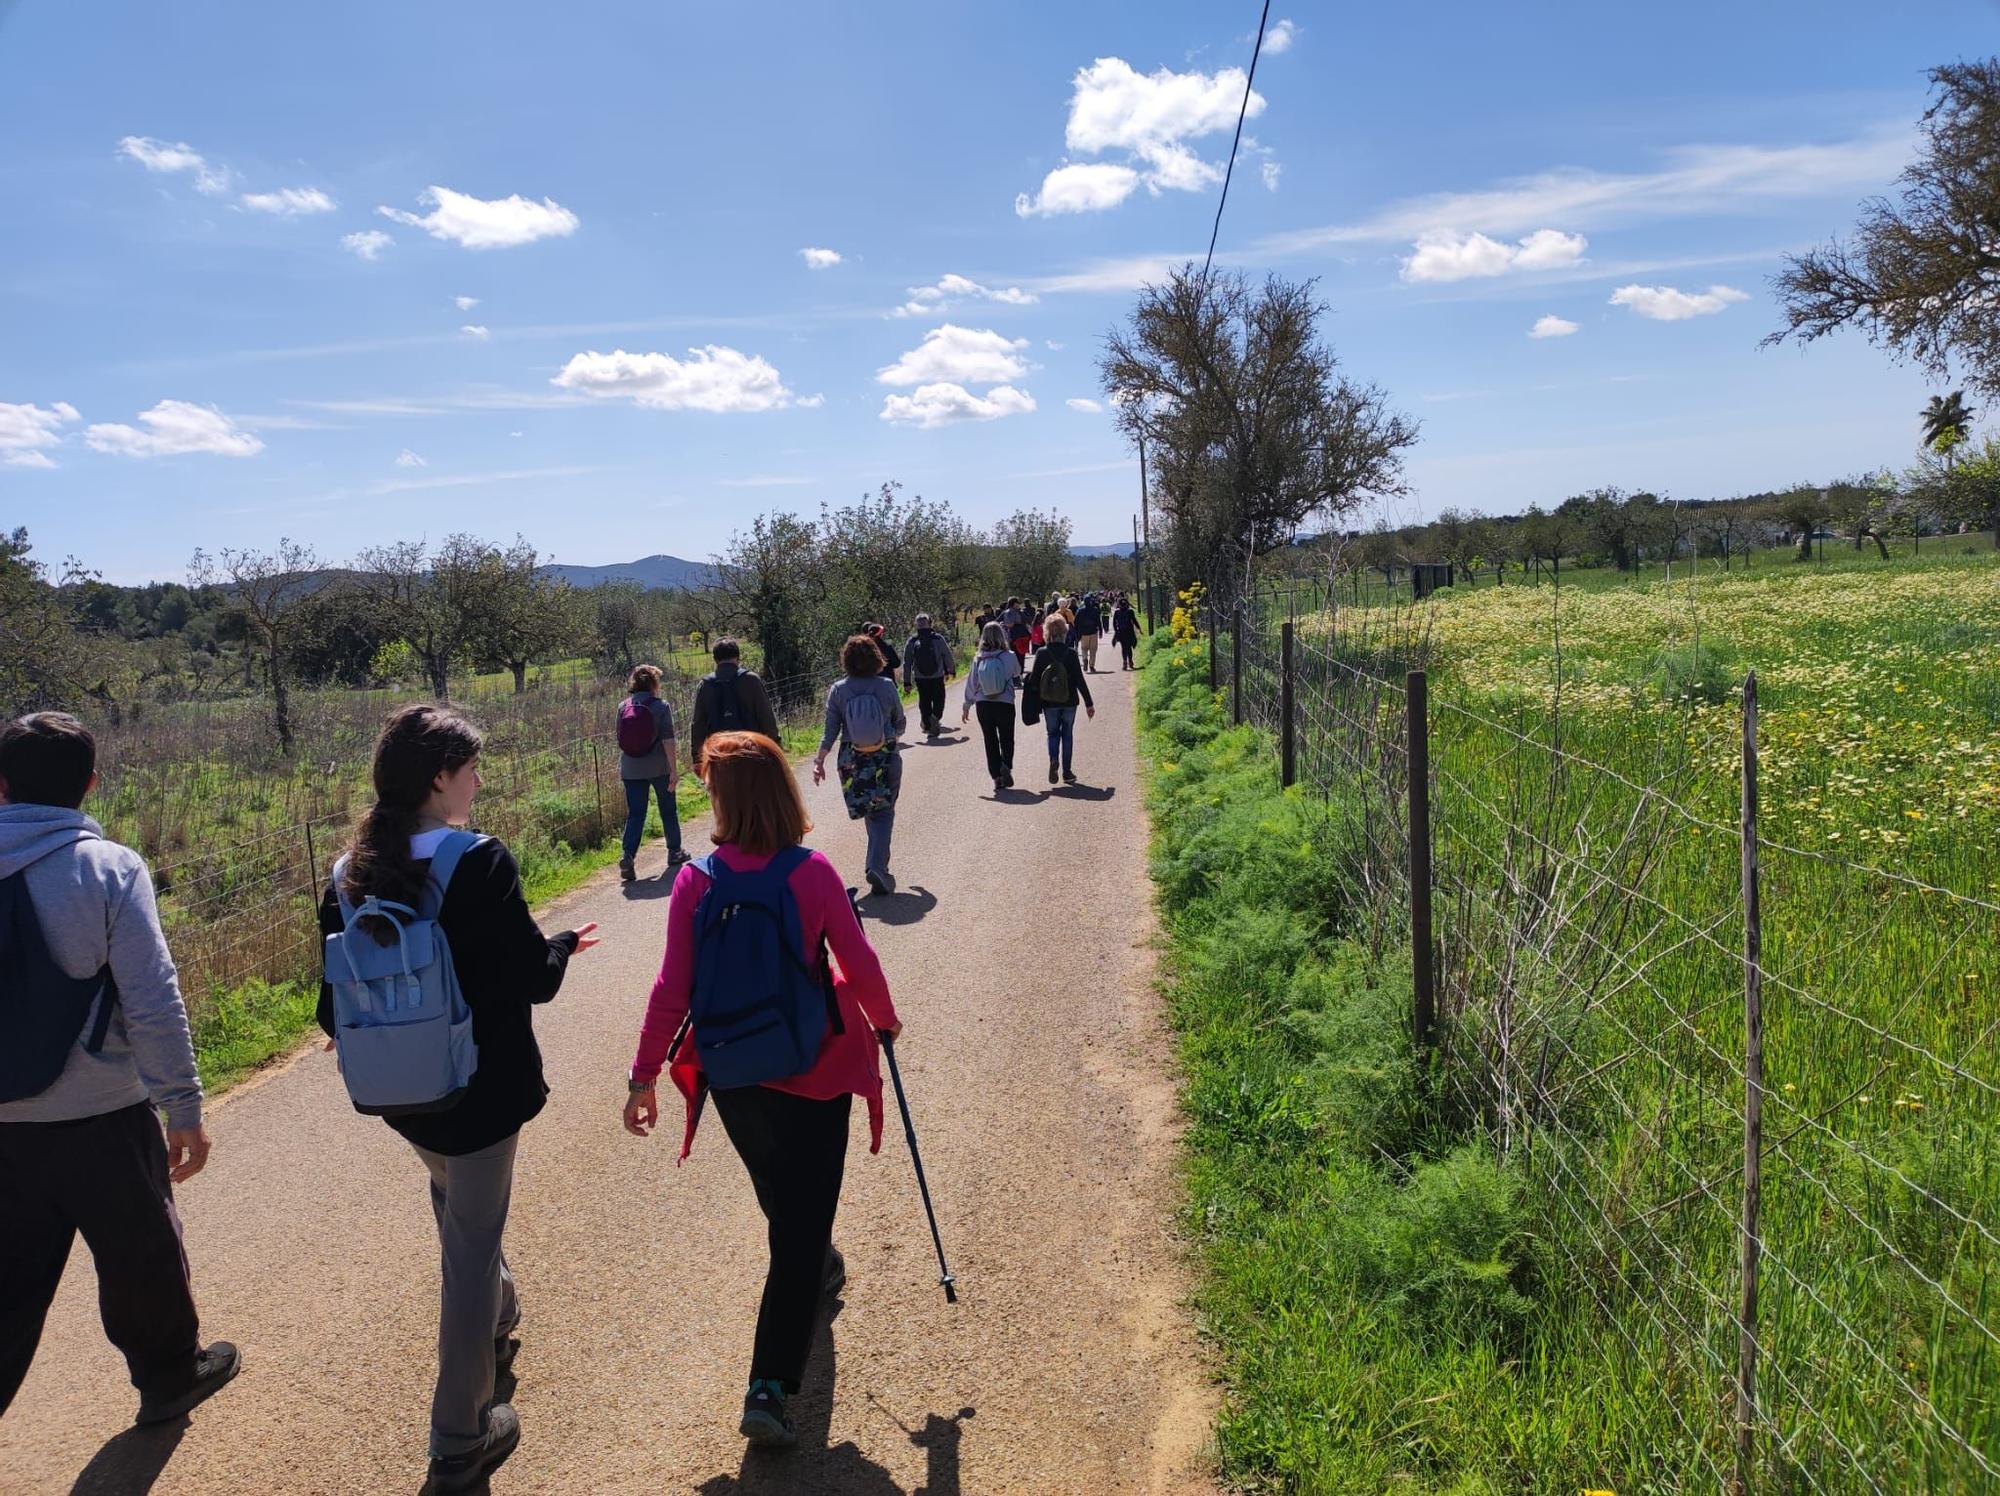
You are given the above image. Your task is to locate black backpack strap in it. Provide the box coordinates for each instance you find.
[82,970,118,1054]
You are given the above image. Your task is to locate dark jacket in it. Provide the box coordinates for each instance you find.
[318,837,579,1156]
[689,663,780,768]
[1073,602,1103,636]
[1111,605,1138,643]
[1028,643,1093,711]
[873,636,901,679]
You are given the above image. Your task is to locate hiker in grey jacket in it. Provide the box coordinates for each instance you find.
[901,613,957,738]
[813,635,906,895]
[960,621,1022,791]
[0,712,239,1426]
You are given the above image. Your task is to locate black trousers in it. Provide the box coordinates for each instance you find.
[975,700,1016,779]
[1118,637,1136,668]
[914,677,947,729]
[712,1086,851,1392]
[0,1102,201,1413]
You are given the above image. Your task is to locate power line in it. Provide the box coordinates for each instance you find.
[1202,0,1274,281]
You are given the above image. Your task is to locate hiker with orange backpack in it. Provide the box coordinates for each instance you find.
[616,665,689,883]
[623,730,903,1448]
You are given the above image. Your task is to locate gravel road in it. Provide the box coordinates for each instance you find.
[0,666,1214,1495]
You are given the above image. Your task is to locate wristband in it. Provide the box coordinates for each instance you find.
[628,1078,657,1094]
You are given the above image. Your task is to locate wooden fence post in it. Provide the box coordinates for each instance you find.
[590,740,606,846]
[1280,620,1296,787]
[1208,605,1218,691]
[1231,607,1244,725]
[1735,670,1766,1495]
[1407,670,1435,1050]
[302,819,318,897]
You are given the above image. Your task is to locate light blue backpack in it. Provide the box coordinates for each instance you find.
[324,831,482,1116]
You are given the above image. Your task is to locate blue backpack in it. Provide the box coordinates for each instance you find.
[324,831,482,1117]
[689,846,842,1088]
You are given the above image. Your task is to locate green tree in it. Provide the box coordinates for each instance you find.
[476,538,579,693]
[0,529,113,716]
[716,511,826,691]
[352,534,500,699]
[991,508,1073,603]
[1921,390,1976,464]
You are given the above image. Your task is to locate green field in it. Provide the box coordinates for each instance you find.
[1143,549,2000,1491]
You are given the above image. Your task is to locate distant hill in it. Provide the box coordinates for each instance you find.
[1070,542,1137,558]
[538,553,716,590]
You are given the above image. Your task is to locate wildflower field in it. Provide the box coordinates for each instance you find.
[1152,550,2000,1492]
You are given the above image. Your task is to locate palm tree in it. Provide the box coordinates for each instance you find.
[1921,390,1976,468]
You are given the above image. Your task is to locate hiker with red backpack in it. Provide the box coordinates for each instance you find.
[317,703,599,1492]
[813,635,907,896]
[1027,614,1095,785]
[902,613,957,737]
[622,730,903,1449]
[617,665,689,882]
[961,621,1022,791]
[0,712,240,1430]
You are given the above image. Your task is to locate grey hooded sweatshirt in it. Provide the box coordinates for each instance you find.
[0,804,202,1129]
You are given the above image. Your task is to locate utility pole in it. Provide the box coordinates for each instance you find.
[1139,434,1153,633]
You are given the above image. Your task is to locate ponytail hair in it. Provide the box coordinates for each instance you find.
[342,703,484,939]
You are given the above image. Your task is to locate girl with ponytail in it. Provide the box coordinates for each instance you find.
[316,703,599,1492]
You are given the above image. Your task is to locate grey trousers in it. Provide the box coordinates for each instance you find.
[411,1133,520,1457]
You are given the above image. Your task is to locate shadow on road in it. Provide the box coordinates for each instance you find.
[857,886,938,928]
[620,871,677,901]
[695,1298,969,1495]
[906,732,969,750]
[1049,784,1116,802]
[69,1419,186,1495]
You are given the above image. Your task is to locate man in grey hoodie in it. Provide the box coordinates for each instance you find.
[0,712,239,1424]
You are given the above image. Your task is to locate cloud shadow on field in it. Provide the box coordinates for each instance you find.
[69,1419,187,1495]
[694,1296,971,1495]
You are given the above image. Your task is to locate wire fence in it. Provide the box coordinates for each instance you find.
[103,660,829,1015]
[1199,571,2000,1490]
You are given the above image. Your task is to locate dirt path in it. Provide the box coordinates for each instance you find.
[1,666,1214,1495]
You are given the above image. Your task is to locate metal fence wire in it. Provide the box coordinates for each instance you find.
[1199,568,1999,1491]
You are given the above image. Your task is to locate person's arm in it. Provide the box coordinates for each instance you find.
[316,882,341,1038]
[105,857,204,1133]
[688,681,711,771]
[886,680,907,737]
[629,862,703,1085]
[805,855,901,1033]
[1070,651,1094,711]
[942,640,957,678]
[901,638,916,689]
[748,676,780,741]
[657,699,679,781]
[819,683,843,755]
[470,842,582,1004]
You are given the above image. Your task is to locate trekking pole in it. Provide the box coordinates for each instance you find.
[878,1032,958,1303]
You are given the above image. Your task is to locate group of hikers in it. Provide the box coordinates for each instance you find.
[0,588,1135,1490]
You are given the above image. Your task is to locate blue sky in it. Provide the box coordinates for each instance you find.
[1,1,1988,583]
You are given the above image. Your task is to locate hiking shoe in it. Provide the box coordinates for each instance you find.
[1048,762,1059,784]
[667,847,692,869]
[618,858,636,883]
[428,1404,521,1493]
[993,776,1005,794]
[865,869,888,897]
[135,1342,241,1426]
[824,1246,847,1299]
[1003,771,1014,788]
[1063,770,1078,785]
[740,1380,796,1447]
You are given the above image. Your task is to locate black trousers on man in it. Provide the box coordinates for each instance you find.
[975,700,1016,781]
[0,1102,202,1414]
[712,1086,851,1392]
[914,677,947,732]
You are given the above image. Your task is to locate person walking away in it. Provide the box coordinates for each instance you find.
[1008,608,1032,667]
[623,731,902,1449]
[1072,594,1104,673]
[0,713,240,1426]
[689,639,780,778]
[813,636,906,896]
[1028,608,1046,652]
[1029,616,1094,784]
[1111,596,1140,670]
[1000,597,1023,636]
[317,704,599,1493]
[617,665,689,883]
[863,623,900,682]
[961,621,1022,792]
[902,613,956,738]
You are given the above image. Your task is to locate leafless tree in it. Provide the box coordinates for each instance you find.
[189,538,320,754]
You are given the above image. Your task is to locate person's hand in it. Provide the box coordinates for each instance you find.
[571,921,601,953]
[878,1021,904,1042]
[1086,705,1096,719]
[166,1124,211,1183]
[623,1086,658,1137]
[813,755,828,785]
[960,705,970,724]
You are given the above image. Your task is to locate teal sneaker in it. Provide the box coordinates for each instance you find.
[740,1379,796,1447]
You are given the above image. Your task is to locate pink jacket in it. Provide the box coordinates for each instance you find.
[630,844,902,1160]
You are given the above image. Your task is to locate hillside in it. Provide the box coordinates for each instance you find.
[537,553,717,589]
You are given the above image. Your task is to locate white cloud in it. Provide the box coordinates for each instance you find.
[1609,283,1749,320]
[1017,57,1269,214]
[395,448,427,467]
[1015,162,1141,217]
[85,400,264,458]
[0,401,79,468]
[1529,314,1579,339]
[240,186,336,216]
[880,383,1036,428]
[1262,18,1298,53]
[1402,228,1587,282]
[1066,397,1103,413]
[1046,340,1065,350]
[552,346,796,412]
[799,246,843,269]
[342,230,393,260]
[117,135,233,195]
[378,186,579,250]
[454,295,480,311]
[893,272,1039,317]
[1261,160,1282,192]
[877,324,1031,387]
[796,392,826,408]
[461,324,491,340]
